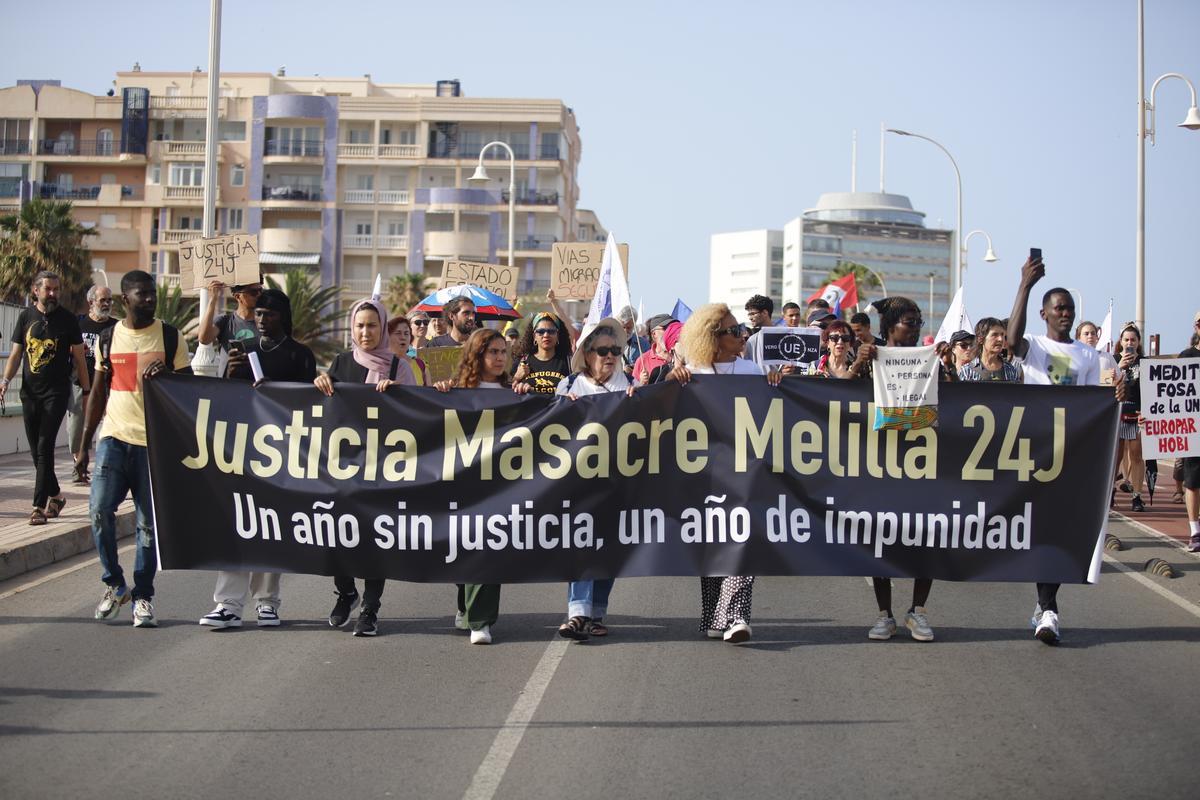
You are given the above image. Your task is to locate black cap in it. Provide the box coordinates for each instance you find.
[949,329,975,345]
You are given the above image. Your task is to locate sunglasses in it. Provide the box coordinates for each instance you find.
[827,334,854,343]
[534,328,559,336]
[898,317,924,328]
[954,340,974,348]
[411,320,429,326]
[589,346,621,357]
[236,286,263,296]
[715,325,744,337]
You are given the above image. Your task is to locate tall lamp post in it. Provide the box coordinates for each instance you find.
[468,141,517,273]
[1136,0,1200,334]
[887,128,963,296]
[927,272,936,338]
[961,229,998,277]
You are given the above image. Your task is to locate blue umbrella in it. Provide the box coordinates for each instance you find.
[412,285,520,321]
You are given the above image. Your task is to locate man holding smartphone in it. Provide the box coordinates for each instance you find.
[1007,250,1106,645]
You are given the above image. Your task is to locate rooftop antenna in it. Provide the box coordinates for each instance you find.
[851,129,857,192]
[879,122,886,192]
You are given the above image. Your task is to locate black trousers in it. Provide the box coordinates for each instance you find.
[333,576,385,611]
[1037,583,1060,613]
[22,391,69,509]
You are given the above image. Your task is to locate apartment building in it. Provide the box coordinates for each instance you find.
[0,70,590,300]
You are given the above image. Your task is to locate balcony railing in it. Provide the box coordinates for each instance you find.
[344,234,374,249]
[37,139,119,157]
[0,182,20,198]
[155,272,182,288]
[501,190,559,206]
[500,235,556,251]
[262,185,322,202]
[378,234,408,250]
[379,144,421,158]
[0,139,31,155]
[377,189,409,204]
[164,185,204,200]
[264,139,323,157]
[538,144,561,160]
[160,229,199,244]
[343,189,375,204]
[338,143,375,158]
[164,140,206,156]
[39,183,143,200]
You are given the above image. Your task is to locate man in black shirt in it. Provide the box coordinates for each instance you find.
[428,297,476,347]
[0,271,89,524]
[69,284,117,483]
[200,289,316,629]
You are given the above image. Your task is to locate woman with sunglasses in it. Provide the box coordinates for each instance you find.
[814,319,874,379]
[434,329,512,644]
[668,303,781,644]
[554,318,635,641]
[406,310,432,350]
[512,311,572,396]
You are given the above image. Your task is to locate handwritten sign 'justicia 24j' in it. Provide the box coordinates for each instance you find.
[1139,357,1200,458]
[179,234,260,294]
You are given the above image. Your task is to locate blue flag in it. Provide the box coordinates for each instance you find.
[672,299,693,322]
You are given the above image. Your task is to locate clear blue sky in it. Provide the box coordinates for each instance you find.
[6,0,1199,349]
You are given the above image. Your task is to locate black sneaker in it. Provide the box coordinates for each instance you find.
[329,592,360,627]
[353,608,378,637]
[1131,495,1145,512]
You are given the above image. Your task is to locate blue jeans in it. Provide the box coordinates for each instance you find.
[91,437,156,600]
[567,579,614,619]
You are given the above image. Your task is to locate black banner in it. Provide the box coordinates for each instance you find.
[145,375,1118,584]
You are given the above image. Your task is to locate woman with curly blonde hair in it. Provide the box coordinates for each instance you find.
[668,303,780,644]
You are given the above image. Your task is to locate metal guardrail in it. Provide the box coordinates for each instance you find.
[37,139,120,157]
[39,184,142,200]
[0,139,31,155]
[262,186,322,201]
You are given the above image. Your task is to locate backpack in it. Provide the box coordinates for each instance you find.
[97,321,181,374]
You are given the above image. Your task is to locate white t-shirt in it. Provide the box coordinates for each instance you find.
[687,358,764,376]
[1021,335,1100,387]
[555,371,631,396]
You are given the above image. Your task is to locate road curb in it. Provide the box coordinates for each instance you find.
[0,510,134,582]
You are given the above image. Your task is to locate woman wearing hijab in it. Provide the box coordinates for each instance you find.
[512,311,572,395]
[554,318,635,641]
[435,328,512,644]
[666,303,781,644]
[314,295,399,637]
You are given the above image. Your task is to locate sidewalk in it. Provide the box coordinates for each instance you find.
[1111,459,1195,548]
[0,446,133,581]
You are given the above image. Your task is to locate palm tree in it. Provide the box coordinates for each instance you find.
[265,269,344,362]
[154,284,201,348]
[828,260,884,308]
[0,199,97,311]
[384,272,434,318]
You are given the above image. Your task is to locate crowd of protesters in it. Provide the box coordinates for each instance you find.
[5,253,1198,647]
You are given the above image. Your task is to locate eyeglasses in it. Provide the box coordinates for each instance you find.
[589,346,621,357]
[411,320,428,327]
[954,340,974,348]
[827,334,854,344]
[898,316,923,328]
[715,325,744,337]
[534,328,559,336]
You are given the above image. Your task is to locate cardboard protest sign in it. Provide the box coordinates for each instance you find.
[179,234,260,294]
[872,345,940,430]
[439,259,519,301]
[751,326,823,369]
[1139,357,1200,458]
[551,242,630,300]
[417,345,464,384]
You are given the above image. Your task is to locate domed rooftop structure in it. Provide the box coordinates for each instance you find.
[803,192,926,227]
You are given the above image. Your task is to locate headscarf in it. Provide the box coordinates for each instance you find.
[255,289,293,336]
[348,297,393,383]
[663,320,684,353]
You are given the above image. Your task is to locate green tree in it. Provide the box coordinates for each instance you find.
[0,199,97,311]
[828,260,884,307]
[384,272,434,319]
[154,284,201,348]
[266,269,344,362]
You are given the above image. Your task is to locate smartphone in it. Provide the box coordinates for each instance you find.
[227,341,245,357]
[1029,247,1042,261]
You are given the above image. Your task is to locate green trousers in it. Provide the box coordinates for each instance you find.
[457,583,501,630]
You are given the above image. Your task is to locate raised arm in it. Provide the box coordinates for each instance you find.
[546,289,578,349]
[1006,255,1044,360]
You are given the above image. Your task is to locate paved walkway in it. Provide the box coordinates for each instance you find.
[1112,458,1195,547]
[0,446,132,581]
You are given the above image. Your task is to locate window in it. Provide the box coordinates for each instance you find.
[96,129,114,156]
[150,252,158,272]
[219,121,245,141]
[265,126,321,156]
[354,222,372,236]
[348,128,372,144]
[149,164,161,184]
[230,164,245,186]
[169,162,203,186]
[227,208,243,231]
[386,219,405,236]
[101,173,116,185]
[277,218,320,229]
[355,174,374,190]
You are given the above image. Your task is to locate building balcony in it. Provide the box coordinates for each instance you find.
[501,235,557,252]
[502,189,559,206]
[158,229,199,247]
[378,189,409,205]
[148,140,214,160]
[343,189,375,204]
[425,230,489,258]
[149,96,228,118]
[343,234,374,250]
[378,234,408,251]
[342,278,375,296]
[164,185,206,202]
[87,227,140,251]
[337,143,375,159]
[379,144,421,159]
[261,185,322,203]
[263,140,323,159]
[36,139,125,158]
[155,272,182,288]
[39,183,144,203]
[260,227,322,254]
[0,139,31,156]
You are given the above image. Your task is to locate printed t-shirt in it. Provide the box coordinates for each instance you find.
[78,315,118,384]
[214,312,257,351]
[11,305,83,398]
[1021,335,1100,387]
[516,354,570,395]
[97,320,190,446]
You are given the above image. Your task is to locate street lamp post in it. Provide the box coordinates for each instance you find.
[1136,0,1200,334]
[961,229,998,277]
[887,128,963,296]
[927,272,936,338]
[468,141,517,273]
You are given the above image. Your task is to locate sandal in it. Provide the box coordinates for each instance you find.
[1172,491,1184,504]
[29,508,47,526]
[557,616,591,641]
[45,496,66,519]
[72,465,90,485]
[586,619,608,637]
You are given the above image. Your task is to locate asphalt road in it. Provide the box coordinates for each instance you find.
[1,517,1197,800]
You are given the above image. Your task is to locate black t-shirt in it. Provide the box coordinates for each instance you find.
[11,305,83,398]
[327,350,398,384]
[228,337,317,383]
[427,333,465,349]
[78,315,118,384]
[1180,347,1200,359]
[514,353,570,394]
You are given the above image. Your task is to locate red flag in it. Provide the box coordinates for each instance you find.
[807,273,859,312]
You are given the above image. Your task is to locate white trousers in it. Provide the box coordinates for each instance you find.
[214,571,281,615]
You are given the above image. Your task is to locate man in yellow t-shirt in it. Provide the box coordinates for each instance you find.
[79,270,191,628]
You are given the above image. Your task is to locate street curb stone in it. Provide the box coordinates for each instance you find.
[0,510,134,582]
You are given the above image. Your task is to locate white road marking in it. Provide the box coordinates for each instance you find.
[1103,553,1200,620]
[462,637,571,800]
[0,545,134,602]
[1109,511,1200,558]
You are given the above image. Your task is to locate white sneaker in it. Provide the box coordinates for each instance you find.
[454,611,469,631]
[705,629,724,639]
[470,625,492,645]
[94,585,130,620]
[256,604,281,627]
[199,607,242,628]
[132,599,158,628]
[723,622,752,644]
[1030,604,1043,630]
[1034,610,1060,645]
[904,607,934,642]
[868,615,897,640]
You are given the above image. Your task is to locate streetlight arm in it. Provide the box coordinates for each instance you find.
[963,229,994,252]
[1146,72,1200,145]
[887,128,963,295]
[477,141,517,268]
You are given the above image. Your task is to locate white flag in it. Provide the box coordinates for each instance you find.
[934,285,973,345]
[1095,301,1113,352]
[582,232,633,339]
